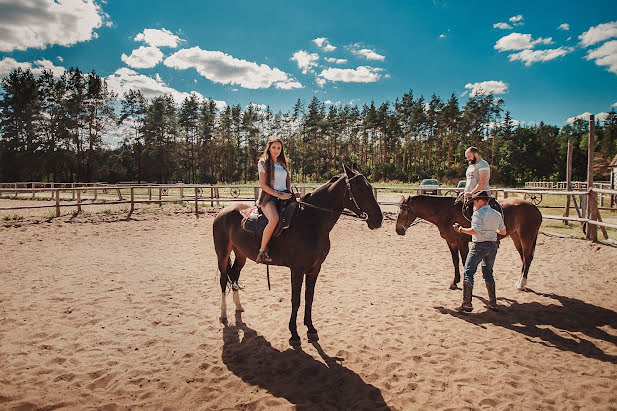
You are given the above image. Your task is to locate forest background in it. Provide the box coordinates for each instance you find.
[2,67,616,186]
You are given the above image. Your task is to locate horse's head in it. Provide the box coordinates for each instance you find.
[343,163,383,230]
[395,196,417,235]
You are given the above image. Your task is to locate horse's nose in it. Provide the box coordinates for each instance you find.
[395,226,406,235]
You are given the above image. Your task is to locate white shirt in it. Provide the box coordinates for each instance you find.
[258,161,288,192]
[465,158,491,195]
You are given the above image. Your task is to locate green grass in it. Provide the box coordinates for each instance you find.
[2,214,23,221]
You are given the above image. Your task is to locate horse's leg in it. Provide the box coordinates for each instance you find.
[519,232,538,289]
[510,232,527,291]
[217,254,232,323]
[455,240,469,289]
[214,225,233,323]
[448,245,460,290]
[289,269,304,346]
[304,268,321,342]
[230,251,246,313]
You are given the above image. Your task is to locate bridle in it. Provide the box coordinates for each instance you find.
[298,173,369,220]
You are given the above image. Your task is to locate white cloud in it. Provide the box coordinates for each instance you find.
[567,111,610,123]
[439,33,446,39]
[291,50,319,74]
[613,102,617,107]
[464,80,509,97]
[105,67,206,104]
[325,100,341,105]
[0,0,105,52]
[579,21,617,47]
[351,47,386,61]
[0,57,66,79]
[57,56,64,62]
[509,46,574,66]
[558,23,570,31]
[164,47,302,90]
[318,66,383,84]
[509,14,524,24]
[493,22,512,30]
[134,28,184,48]
[121,46,164,69]
[325,57,348,64]
[585,39,617,74]
[494,32,553,51]
[313,37,336,51]
[316,77,326,87]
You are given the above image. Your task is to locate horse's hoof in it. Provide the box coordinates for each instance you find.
[449,283,458,290]
[307,332,319,343]
[219,316,228,324]
[289,337,301,346]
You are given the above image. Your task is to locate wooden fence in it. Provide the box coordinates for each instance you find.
[1,183,616,241]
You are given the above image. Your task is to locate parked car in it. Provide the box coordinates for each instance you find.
[457,180,466,188]
[419,179,440,195]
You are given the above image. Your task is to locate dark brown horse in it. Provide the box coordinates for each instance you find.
[213,164,383,345]
[395,195,542,291]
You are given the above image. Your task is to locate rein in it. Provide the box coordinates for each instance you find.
[298,174,368,220]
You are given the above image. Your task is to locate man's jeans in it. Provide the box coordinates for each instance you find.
[463,241,498,285]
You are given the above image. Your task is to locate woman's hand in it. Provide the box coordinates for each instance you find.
[279,192,292,200]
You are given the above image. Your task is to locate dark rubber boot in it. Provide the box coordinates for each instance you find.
[486,282,498,311]
[456,280,473,312]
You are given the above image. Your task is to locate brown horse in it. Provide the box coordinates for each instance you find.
[395,195,542,291]
[213,164,383,345]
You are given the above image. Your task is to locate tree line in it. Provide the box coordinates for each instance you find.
[1,67,616,186]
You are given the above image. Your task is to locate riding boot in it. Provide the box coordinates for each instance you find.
[486,282,498,311]
[456,281,473,312]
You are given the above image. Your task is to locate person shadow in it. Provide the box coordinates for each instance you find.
[436,289,617,364]
[222,313,390,410]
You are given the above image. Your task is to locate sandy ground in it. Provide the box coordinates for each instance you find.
[1,206,617,410]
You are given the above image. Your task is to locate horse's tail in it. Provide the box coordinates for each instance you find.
[530,234,538,261]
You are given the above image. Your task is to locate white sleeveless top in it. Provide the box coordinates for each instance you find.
[258,161,288,192]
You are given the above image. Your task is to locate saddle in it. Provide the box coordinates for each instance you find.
[241,198,298,238]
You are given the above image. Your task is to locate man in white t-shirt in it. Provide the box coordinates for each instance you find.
[464,147,491,199]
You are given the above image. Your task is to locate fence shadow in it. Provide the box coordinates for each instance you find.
[436,289,617,364]
[220,313,390,410]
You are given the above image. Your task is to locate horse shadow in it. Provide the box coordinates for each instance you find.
[221,313,390,410]
[436,290,617,364]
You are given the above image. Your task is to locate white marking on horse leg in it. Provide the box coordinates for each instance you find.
[232,289,244,312]
[220,293,228,322]
[515,275,527,291]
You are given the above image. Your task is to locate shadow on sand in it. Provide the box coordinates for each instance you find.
[222,313,390,410]
[436,289,617,364]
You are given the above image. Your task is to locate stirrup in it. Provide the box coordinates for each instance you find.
[256,250,272,264]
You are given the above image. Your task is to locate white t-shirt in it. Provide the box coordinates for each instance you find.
[465,158,491,195]
[258,161,288,192]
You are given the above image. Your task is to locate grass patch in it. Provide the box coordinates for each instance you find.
[2,214,24,221]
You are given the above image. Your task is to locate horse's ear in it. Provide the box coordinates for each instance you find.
[343,163,354,178]
[352,162,359,172]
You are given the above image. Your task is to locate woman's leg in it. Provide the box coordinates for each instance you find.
[260,201,279,252]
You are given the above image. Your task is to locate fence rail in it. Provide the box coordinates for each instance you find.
[1,183,616,237]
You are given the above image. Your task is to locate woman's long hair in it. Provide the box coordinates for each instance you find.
[259,137,289,186]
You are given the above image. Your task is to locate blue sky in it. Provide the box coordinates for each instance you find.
[1,0,616,133]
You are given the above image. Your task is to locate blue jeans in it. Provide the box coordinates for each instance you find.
[463,241,498,285]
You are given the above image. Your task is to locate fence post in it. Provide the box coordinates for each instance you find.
[210,187,214,207]
[93,185,97,201]
[195,187,199,216]
[77,189,81,213]
[148,187,152,202]
[55,189,60,217]
[586,115,597,241]
[564,139,573,224]
[130,187,135,215]
[14,182,17,198]
[215,187,220,206]
[71,183,75,200]
[180,185,184,199]
[158,187,162,207]
[117,188,123,201]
